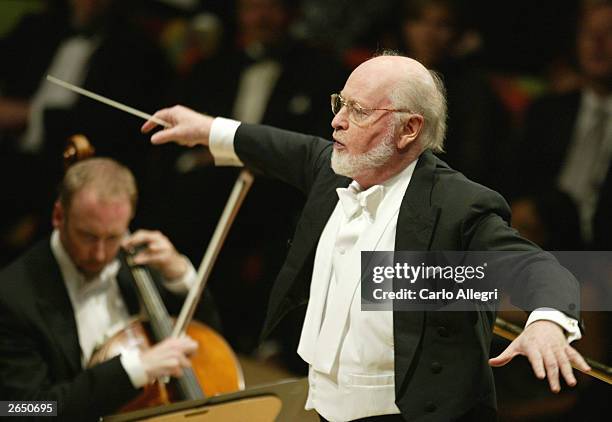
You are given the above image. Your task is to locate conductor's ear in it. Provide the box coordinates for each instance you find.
[397,114,424,149]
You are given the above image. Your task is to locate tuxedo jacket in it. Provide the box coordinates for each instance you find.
[0,238,216,421]
[233,124,580,421]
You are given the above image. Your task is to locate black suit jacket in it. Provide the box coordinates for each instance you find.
[233,124,580,421]
[0,238,207,421]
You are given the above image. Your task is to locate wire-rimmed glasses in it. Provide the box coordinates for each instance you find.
[330,93,413,125]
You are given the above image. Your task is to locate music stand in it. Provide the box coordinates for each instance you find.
[102,378,312,422]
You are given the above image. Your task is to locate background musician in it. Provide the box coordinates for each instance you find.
[0,157,217,421]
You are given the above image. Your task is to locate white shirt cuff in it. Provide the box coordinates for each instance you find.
[162,258,197,294]
[209,117,243,167]
[526,307,582,343]
[120,348,149,388]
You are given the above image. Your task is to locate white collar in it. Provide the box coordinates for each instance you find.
[50,229,121,300]
[339,159,418,221]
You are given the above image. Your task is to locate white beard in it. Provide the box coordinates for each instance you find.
[331,121,397,178]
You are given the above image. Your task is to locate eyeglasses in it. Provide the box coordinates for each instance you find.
[330,93,413,125]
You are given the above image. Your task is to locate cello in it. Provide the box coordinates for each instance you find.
[63,135,245,411]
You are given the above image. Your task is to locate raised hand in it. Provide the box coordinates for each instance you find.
[141,105,214,148]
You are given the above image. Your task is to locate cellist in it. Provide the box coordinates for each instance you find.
[0,157,216,420]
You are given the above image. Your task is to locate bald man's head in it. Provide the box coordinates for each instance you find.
[330,51,447,187]
[355,52,447,152]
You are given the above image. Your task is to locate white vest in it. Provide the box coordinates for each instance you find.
[298,161,417,422]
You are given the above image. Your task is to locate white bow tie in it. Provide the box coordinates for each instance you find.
[336,183,385,221]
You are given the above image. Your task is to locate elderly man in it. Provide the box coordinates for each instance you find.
[143,53,589,421]
[0,158,203,421]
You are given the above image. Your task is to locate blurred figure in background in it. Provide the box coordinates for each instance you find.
[510,190,585,251]
[294,0,403,66]
[517,0,612,248]
[0,0,174,264]
[0,0,70,265]
[400,0,511,191]
[182,0,346,138]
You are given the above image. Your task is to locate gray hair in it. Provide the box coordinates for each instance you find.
[379,50,448,152]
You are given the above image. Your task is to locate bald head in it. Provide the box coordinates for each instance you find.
[353,55,434,87]
[348,53,447,152]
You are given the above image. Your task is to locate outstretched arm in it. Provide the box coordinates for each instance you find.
[142,105,333,194]
[462,189,591,392]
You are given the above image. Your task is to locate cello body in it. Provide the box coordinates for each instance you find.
[89,317,244,411]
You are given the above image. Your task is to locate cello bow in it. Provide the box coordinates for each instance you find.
[172,170,255,338]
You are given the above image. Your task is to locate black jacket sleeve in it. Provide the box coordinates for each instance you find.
[234,123,332,195]
[0,299,140,421]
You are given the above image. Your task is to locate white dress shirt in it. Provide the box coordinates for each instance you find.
[50,230,196,388]
[208,118,581,421]
[299,163,415,421]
